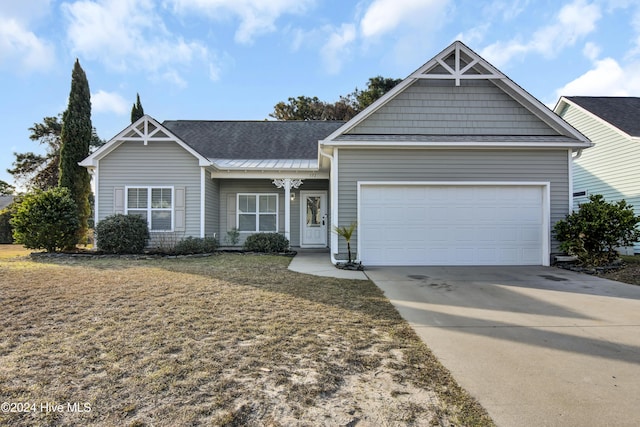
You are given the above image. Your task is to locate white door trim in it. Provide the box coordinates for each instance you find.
[300,191,328,248]
[357,181,551,266]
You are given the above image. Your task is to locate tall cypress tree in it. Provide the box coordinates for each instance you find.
[131,93,144,123]
[59,59,92,245]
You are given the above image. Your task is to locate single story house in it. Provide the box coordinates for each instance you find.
[81,41,592,266]
[554,96,640,254]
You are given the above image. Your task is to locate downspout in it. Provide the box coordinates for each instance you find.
[573,148,583,160]
[319,148,348,265]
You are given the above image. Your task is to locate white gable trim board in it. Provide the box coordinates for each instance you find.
[357,181,551,266]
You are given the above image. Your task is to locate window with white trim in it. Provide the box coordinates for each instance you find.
[237,194,278,232]
[127,187,173,231]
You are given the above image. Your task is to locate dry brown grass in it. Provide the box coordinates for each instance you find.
[0,245,493,426]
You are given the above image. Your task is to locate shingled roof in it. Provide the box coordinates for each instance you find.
[162,120,345,160]
[566,96,640,137]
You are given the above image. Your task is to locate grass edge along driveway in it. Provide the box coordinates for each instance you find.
[0,246,493,426]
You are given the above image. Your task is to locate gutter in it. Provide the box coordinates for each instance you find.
[319,148,349,265]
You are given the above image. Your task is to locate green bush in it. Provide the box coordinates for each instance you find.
[174,236,219,255]
[0,207,14,244]
[243,233,289,253]
[95,214,149,254]
[11,187,79,252]
[553,194,640,266]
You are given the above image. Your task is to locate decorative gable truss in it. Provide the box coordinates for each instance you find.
[80,115,212,168]
[120,116,173,145]
[411,41,504,86]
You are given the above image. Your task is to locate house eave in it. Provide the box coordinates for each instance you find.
[320,140,594,150]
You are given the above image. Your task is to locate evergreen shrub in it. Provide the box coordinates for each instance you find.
[96,214,149,254]
[243,233,289,253]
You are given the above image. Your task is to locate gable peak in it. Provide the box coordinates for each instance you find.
[410,40,504,86]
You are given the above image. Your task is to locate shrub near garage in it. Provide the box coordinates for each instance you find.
[243,232,289,253]
[554,194,640,266]
[95,214,149,254]
[10,187,79,252]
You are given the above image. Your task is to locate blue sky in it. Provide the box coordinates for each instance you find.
[1,0,639,189]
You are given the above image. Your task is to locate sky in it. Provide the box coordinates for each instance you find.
[1,0,640,189]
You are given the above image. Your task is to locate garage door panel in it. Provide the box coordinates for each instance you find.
[360,185,544,266]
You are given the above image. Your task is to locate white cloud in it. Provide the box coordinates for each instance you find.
[166,0,314,44]
[489,0,531,20]
[92,90,129,115]
[62,0,214,85]
[481,0,601,67]
[554,57,640,97]
[320,24,356,74]
[360,0,450,38]
[0,1,55,73]
[0,18,55,72]
[583,42,601,61]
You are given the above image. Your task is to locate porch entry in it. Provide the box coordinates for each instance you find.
[300,191,327,247]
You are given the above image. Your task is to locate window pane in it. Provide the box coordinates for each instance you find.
[128,188,147,208]
[238,214,256,231]
[239,195,256,213]
[306,196,321,226]
[152,188,171,208]
[127,210,147,221]
[259,214,276,232]
[259,195,277,213]
[151,211,172,230]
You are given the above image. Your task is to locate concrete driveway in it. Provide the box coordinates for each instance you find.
[366,266,640,427]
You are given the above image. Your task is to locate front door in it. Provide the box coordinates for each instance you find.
[301,192,327,247]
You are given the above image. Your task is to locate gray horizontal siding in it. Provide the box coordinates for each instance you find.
[349,79,558,136]
[336,148,570,258]
[219,179,329,247]
[97,141,202,243]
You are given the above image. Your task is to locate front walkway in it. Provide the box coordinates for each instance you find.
[288,250,368,280]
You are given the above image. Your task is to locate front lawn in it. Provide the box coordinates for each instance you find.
[0,246,492,426]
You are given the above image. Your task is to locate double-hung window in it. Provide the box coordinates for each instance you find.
[127,187,173,231]
[237,194,278,232]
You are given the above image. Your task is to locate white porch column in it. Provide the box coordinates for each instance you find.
[272,178,303,242]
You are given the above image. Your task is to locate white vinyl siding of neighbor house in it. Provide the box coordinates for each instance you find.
[219,179,329,247]
[97,140,202,240]
[348,79,559,136]
[559,104,640,252]
[335,149,569,260]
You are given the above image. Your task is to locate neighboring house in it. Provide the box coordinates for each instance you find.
[0,195,14,211]
[554,96,640,254]
[81,41,591,266]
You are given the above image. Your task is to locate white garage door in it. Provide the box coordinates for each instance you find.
[360,184,546,266]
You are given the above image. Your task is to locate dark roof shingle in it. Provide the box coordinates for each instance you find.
[162,120,345,160]
[567,96,640,137]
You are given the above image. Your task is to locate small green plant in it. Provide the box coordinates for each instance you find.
[553,194,640,266]
[11,187,79,252]
[174,236,219,254]
[95,214,150,254]
[334,222,356,263]
[243,233,289,253]
[226,227,240,246]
